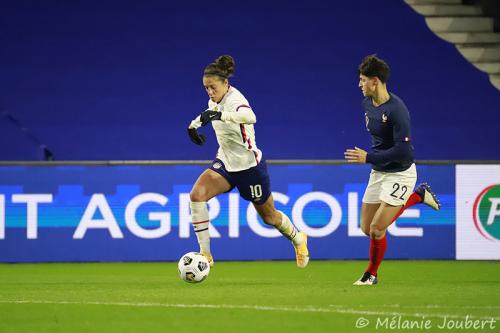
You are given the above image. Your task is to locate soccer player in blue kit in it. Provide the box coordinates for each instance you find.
[187,55,309,268]
[345,55,441,285]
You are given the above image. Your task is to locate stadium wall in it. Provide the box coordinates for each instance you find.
[1,161,498,262]
[1,0,500,161]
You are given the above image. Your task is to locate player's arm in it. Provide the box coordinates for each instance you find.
[220,105,256,124]
[364,109,412,164]
[344,109,412,164]
[365,142,411,165]
[187,115,206,145]
[199,105,256,126]
[345,143,410,164]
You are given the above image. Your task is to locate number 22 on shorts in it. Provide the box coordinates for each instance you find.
[390,182,408,200]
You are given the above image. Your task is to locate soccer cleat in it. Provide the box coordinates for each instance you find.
[415,183,441,211]
[353,272,378,285]
[201,252,214,267]
[293,232,309,268]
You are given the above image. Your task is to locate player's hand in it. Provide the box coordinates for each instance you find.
[344,146,367,163]
[187,128,206,145]
[200,110,222,126]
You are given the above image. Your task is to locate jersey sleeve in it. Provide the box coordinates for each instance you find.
[366,141,412,165]
[390,105,411,142]
[221,104,256,124]
[221,94,256,124]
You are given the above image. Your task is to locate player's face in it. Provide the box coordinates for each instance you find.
[203,76,229,103]
[358,74,377,97]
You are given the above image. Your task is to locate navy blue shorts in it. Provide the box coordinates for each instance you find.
[209,159,271,205]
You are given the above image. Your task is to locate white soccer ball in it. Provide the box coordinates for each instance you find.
[178,252,210,283]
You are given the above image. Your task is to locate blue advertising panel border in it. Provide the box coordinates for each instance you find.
[0,163,455,262]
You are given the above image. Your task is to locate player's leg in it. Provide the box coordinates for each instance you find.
[190,168,232,266]
[253,195,309,268]
[354,167,416,285]
[234,159,309,268]
[360,202,381,236]
[389,183,441,223]
[354,170,384,285]
[363,166,419,284]
[389,165,441,223]
[355,202,385,285]
[367,202,401,273]
[354,202,401,285]
[360,169,383,236]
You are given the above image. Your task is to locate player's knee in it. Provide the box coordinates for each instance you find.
[189,187,208,202]
[369,224,384,239]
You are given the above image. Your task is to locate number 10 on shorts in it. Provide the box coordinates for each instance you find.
[249,184,263,199]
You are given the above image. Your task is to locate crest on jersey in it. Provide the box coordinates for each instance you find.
[365,113,369,129]
[382,113,388,123]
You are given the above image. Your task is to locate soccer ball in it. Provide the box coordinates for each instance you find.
[178,252,210,283]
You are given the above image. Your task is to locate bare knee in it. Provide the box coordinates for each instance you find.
[369,224,386,240]
[190,187,208,202]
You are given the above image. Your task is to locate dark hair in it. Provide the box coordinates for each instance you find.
[358,54,390,84]
[203,55,235,80]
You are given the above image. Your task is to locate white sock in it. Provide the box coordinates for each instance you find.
[190,201,211,254]
[277,211,305,246]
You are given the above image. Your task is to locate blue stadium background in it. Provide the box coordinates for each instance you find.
[1,0,499,161]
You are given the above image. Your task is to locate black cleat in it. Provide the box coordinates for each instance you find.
[353,272,378,285]
[415,183,441,211]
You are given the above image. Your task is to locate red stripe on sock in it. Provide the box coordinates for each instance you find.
[390,192,422,224]
[366,235,387,276]
[192,220,209,225]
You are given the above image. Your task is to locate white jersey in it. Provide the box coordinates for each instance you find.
[190,86,262,172]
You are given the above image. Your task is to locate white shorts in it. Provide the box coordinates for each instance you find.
[362,164,417,206]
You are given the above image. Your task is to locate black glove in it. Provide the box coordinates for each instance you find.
[187,128,206,145]
[200,110,222,126]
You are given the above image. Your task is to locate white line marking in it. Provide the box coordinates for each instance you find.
[329,304,500,310]
[0,300,498,320]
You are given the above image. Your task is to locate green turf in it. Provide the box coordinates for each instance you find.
[0,261,499,333]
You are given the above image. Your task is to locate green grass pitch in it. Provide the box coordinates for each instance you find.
[0,261,499,333]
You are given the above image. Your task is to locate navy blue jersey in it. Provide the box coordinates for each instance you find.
[363,92,414,172]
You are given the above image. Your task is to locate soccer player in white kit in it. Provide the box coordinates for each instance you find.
[187,55,309,268]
